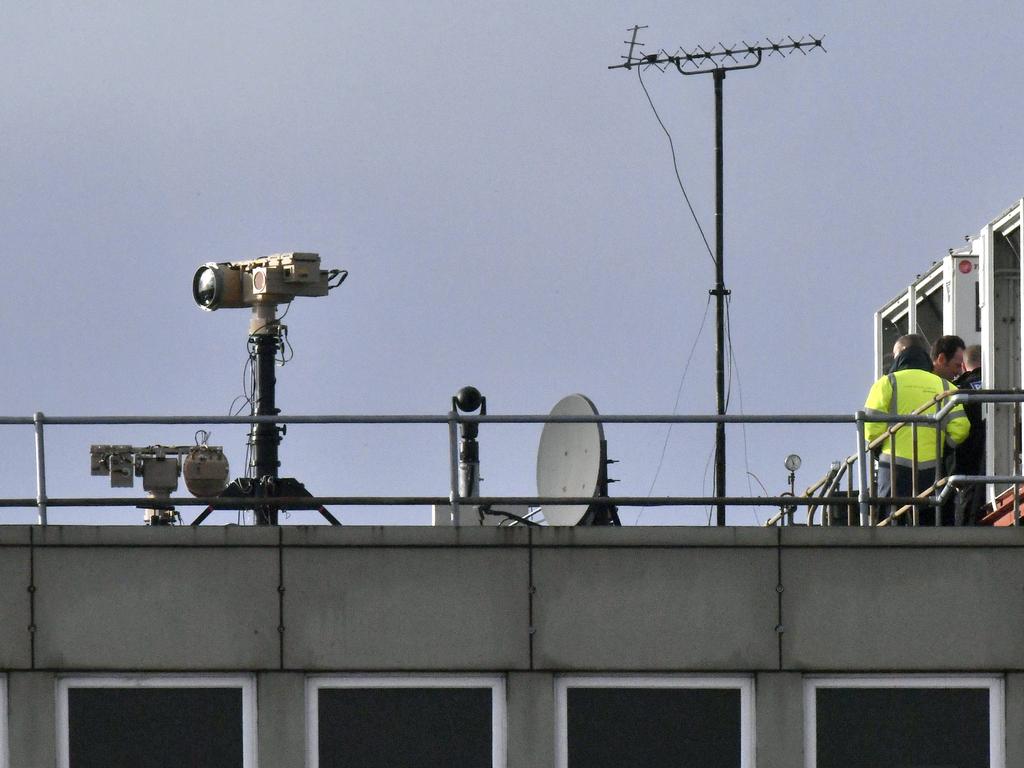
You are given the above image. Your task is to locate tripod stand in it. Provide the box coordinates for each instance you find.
[191,303,339,526]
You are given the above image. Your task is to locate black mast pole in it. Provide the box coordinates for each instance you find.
[250,312,281,525]
[712,68,727,527]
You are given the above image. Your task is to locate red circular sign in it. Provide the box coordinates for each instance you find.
[958,259,973,274]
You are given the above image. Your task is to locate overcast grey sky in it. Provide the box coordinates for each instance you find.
[2,1,1021,525]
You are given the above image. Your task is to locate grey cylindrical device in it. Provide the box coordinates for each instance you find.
[453,387,485,526]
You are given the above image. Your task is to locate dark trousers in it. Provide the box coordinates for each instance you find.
[939,453,986,526]
[876,463,937,525]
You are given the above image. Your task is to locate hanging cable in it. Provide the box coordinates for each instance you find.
[702,445,716,525]
[636,295,712,524]
[724,294,735,411]
[637,66,716,267]
[725,294,759,524]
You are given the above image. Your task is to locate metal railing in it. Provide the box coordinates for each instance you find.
[3,396,1021,526]
[766,390,1024,528]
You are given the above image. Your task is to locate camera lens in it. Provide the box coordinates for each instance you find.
[193,265,219,309]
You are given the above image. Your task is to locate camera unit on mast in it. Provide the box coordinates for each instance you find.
[192,252,347,526]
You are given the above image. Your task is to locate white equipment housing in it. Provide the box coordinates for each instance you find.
[873,248,981,380]
[873,197,1024,503]
[978,199,1024,489]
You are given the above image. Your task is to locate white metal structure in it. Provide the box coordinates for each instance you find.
[979,199,1024,485]
[872,197,1024,505]
[873,247,981,380]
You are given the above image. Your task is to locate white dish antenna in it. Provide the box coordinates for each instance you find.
[536,394,604,526]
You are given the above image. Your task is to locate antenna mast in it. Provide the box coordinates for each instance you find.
[610,27,825,526]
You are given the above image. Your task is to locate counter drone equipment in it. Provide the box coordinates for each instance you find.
[192,252,347,526]
[90,438,230,525]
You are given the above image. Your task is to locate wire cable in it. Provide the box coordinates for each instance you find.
[702,444,716,525]
[637,65,716,267]
[635,294,712,524]
[724,294,735,412]
[726,294,760,524]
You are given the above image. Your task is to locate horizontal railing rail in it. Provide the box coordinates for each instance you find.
[767,390,1024,528]
[4,396,1021,526]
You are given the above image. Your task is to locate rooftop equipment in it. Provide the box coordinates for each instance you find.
[537,394,619,526]
[191,252,347,526]
[89,437,229,525]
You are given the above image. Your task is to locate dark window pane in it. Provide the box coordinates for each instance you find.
[816,687,990,768]
[318,687,493,768]
[567,687,741,768]
[68,687,243,768]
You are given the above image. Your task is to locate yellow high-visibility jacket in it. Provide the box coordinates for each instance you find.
[864,368,970,466]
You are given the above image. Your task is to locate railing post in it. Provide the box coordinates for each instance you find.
[33,411,48,526]
[846,460,856,526]
[911,422,919,526]
[856,411,870,525]
[1015,401,1022,526]
[934,401,943,526]
[448,410,461,526]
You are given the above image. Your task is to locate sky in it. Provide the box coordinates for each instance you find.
[1,0,1022,526]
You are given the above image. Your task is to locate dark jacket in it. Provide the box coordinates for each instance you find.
[951,367,984,473]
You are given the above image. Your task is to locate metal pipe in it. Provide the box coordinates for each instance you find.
[32,401,1024,427]
[250,329,280,526]
[1014,482,1020,528]
[33,412,47,526]
[934,475,1024,506]
[17,413,862,426]
[856,411,870,525]
[910,422,919,526]
[713,66,727,528]
[448,412,461,526]
[1015,401,1022,527]
[0,494,883,510]
[847,459,856,526]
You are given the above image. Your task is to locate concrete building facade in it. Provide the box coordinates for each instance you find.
[0,524,1020,766]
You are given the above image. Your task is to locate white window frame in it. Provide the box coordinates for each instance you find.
[555,675,756,768]
[306,674,507,768]
[804,674,1005,768]
[56,674,257,768]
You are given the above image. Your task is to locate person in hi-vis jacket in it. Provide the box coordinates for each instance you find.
[864,334,970,525]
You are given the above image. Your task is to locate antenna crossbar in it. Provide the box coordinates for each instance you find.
[609,31,825,73]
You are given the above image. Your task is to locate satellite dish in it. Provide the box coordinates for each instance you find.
[537,394,605,526]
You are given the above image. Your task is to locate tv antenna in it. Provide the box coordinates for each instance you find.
[191,252,347,526]
[610,26,825,526]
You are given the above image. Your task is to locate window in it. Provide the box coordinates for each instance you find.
[805,676,1004,768]
[56,675,256,768]
[556,676,754,768]
[307,675,506,768]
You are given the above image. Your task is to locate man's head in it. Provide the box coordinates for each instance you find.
[892,334,929,358]
[931,335,966,380]
[964,344,981,371]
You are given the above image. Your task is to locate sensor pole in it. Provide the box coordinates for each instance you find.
[200,302,334,527]
[452,386,485,526]
[250,305,282,525]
